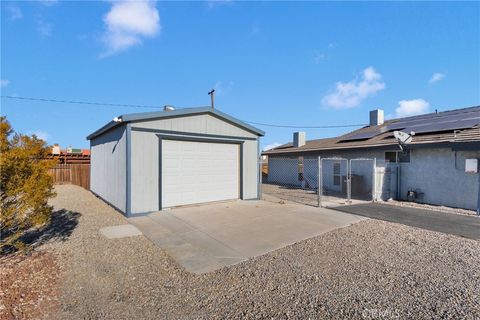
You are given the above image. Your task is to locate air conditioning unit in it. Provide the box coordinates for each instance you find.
[465,159,478,173]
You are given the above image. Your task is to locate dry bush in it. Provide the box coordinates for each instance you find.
[0,117,57,253]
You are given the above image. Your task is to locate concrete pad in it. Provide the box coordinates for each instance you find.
[100,224,142,239]
[129,200,366,274]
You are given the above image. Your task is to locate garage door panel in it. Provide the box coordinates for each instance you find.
[162,140,240,208]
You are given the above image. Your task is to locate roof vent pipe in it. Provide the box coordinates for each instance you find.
[164,105,175,111]
[369,109,384,126]
[293,132,306,148]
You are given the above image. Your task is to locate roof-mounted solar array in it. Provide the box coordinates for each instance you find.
[339,106,480,142]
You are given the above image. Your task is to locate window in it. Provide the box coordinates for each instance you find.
[398,150,410,163]
[385,150,410,163]
[385,152,397,163]
[333,162,341,186]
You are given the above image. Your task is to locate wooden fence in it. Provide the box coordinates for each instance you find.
[48,164,90,189]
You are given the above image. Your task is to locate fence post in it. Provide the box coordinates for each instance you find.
[372,158,377,202]
[347,160,351,204]
[258,156,263,200]
[317,156,321,207]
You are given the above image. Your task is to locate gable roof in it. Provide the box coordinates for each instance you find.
[87,107,265,140]
[263,106,480,155]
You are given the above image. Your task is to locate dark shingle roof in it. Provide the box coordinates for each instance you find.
[263,106,480,155]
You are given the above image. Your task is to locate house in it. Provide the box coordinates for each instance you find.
[87,106,264,216]
[48,144,91,164]
[263,106,480,211]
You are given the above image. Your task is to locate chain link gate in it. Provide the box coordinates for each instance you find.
[349,158,375,201]
[319,158,350,206]
[262,156,319,207]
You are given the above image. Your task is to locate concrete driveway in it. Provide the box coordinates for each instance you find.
[129,200,366,273]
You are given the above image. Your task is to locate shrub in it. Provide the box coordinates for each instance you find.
[0,117,56,253]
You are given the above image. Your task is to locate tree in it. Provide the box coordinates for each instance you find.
[0,117,56,253]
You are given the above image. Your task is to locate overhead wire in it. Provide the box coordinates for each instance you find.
[1,95,368,129]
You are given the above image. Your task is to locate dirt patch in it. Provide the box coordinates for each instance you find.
[0,251,62,320]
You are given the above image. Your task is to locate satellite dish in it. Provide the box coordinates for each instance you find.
[394,131,413,150]
[394,131,413,144]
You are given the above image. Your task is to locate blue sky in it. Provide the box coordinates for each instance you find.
[1,1,479,149]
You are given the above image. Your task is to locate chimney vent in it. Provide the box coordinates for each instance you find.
[164,105,175,112]
[293,132,306,148]
[369,109,384,126]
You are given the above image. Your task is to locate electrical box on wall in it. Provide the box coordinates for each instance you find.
[465,159,478,173]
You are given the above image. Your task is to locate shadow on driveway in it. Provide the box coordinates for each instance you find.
[331,203,480,240]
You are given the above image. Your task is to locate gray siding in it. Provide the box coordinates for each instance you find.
[90,125,127,213]
[399,148,479,210]
[129,113,259,214]
[131,114,258,139]
[130,130,159,214]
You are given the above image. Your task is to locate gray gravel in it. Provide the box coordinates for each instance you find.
[47,185,480,319]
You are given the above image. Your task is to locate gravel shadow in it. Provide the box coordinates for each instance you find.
[20,209,81,248]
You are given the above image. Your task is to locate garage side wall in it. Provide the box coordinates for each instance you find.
[90,125,127,213]
[129,114,260,214]
[130,130,159,214]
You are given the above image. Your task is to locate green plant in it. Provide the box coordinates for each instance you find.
[0,117,56,253]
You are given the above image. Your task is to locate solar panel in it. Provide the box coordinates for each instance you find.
[340,130,383,142]
[405,118,480,134]
[387,109,480,133]
[340,107,480,142]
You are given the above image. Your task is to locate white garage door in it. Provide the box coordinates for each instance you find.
[162,139,240,208]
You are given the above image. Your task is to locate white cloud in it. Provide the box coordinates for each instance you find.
[213,81,234,96]
[101,0,160,57]
[37,19,52,38]
[8,6,23,20]
[322,66,386,109]
[0,79,10,87]
[263,142,281,151]
[39,0,58,6]
[395,99,430,118]
[314,52,326,64]
[206,0,233,9]
[429,72,445,84]
[31,130,50,142]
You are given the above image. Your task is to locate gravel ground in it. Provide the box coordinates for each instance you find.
[0,251,61,320]
[44,185,480,319]
[262,183,319,207]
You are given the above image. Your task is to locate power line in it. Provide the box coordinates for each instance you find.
[1,95,165,109]
[1,95,367,129]
[246,121,366,129]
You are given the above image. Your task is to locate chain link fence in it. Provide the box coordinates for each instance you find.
[262,157,319,207]
[262,156,401,208]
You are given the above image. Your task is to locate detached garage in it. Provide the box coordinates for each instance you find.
[87,107,264,216]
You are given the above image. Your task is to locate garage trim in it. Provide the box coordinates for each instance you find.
[157,133,244,210]
[132,127,257,141]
